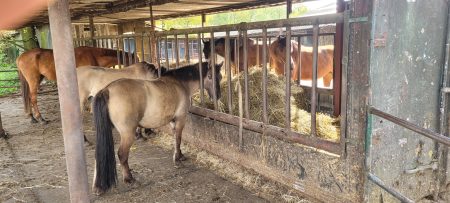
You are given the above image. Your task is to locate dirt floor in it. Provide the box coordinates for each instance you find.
[0,91,271,203]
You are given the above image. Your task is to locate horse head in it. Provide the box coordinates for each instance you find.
[204,61,223,100]
[202,39,211,59]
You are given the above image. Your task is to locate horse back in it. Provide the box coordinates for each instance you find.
[17,48,56,80]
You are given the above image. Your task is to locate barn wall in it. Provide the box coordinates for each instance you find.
[368,1,448,202]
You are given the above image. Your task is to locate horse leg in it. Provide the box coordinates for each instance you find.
[171,118,186,163]
[117,130,136,184]
[28,80,47,124]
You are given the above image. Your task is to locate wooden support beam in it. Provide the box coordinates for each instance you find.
[0,112,5,139]
[47,0,90,201]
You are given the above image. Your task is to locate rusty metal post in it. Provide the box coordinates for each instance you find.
[285,26,291,130]
[210,31,218,110]
[116,38,121,68]
[311,23,320,137]
[185,34,190,63]
[174,35,180,68]
[156,37,162,77]
[197,33,204,105]
[262,27,268,123]
[164,36,170,69]
[243,30,250,119]
[225,31,232,113]
[140,32,145,62]
[47,0,90,202]
[89,15,95,47]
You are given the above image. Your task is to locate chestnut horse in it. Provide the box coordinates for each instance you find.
[16,46,134,124]
[203,38,265,73]
[269,36,334,87]
[92,62,222,195]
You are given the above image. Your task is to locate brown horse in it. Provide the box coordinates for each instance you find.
[269,35,334,87]
[203,38,266,73]
[92,62,222,195]
[16,46,134,124]
[77,62,161,113]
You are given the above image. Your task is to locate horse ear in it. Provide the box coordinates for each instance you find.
[216,61,224,70]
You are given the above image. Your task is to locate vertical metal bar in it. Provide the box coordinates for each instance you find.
[311,23,320,137]
[262,27,268,123]
[210,32,218,110]
[148,35,153,63]
[297,36,302,85]
[121,37,126,67]
[225,31,233,113]
[48,0,90,201]
[236,31,241,74]
[175,35,180,68]
[126,38,132,66]
[0,112,5,138]
[141,33,145,62]
[116,38,121,68]
[256,37,260,67]
[285,26,291,131]
[133,37,138,63]
[89,15,95,47]
[197,33,204,105]
[156,37,161,77]
[165,36,170,69]
[340,11,350,157]
[243,30,250,119]
[185,34,190,63]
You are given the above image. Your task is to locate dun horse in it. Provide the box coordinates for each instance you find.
[269,35,334,86]
[92,62,223,195]
[77,62,161,112]
[16,46,135,124]
[203,38,265,73]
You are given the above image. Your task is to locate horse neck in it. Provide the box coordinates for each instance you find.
[163,65,207,97]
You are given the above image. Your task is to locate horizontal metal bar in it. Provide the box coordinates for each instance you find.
[0,79,19,82]
[156,13,343,36]
[0,86,20,88]
[0,70,18,73]
[73,32,337,42]
[368,173,414,203]
[189,106,341,154]
[442,87,450,93]
[349,16,369,23]
[369,107,450,146]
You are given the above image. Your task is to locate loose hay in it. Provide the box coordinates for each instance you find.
[192,67,340,142]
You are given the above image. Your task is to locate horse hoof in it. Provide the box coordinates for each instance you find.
[124,176,136,184]
[174,153,187,162]
[30,118,38,123]
[93,187,105,196]
[39,118,49,125]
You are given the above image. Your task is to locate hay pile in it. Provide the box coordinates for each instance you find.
[192,68,340,142]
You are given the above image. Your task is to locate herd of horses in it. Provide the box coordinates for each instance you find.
[14,35,334,195]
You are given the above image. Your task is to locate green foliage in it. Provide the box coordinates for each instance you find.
[0,31,20,96]
[155,4,308,29]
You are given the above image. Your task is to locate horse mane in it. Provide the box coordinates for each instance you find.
[161,62,209,82]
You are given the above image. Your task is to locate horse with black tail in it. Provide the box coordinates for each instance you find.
[92,61,223,195]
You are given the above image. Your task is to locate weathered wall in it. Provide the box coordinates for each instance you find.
[183,114,360,202]
[368,0,447,202]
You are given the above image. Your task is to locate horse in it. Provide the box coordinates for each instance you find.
[16,46,135,124]
[203,38,265,73]
[92,61,223,195]
[269,35,334,87]
[76,62,162,113]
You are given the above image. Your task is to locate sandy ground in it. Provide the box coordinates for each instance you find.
[0,91,270,203]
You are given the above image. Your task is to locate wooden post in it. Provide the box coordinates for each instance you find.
[47,0,90,202]
[148,2,157,63]
[89,15,95,47]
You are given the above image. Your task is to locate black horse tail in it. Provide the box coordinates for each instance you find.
[93,89,117,192]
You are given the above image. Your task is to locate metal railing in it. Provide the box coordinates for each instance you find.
[365,106,450,202]
[72,13,344,154]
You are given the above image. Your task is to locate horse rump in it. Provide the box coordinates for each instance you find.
[93,89,117,194]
